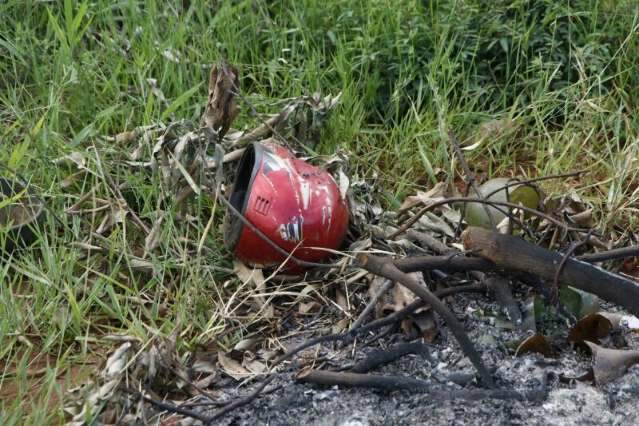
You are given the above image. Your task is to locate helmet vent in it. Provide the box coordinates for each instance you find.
[254,196,271,215]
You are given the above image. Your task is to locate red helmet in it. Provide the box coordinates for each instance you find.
[225,141,349,268]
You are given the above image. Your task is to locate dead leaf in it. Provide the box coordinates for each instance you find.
[299,300,321,315]
[568,312,622,344]
[335,288,349,313]
[96,204,128,235]
[201,62,239,138]
[243,359,266,374]
[233,338,260,352]
[144,212,165,253]
[515,334,553,357]
[229,92,341,147]
[585,341,639,385]
[217,352,251,381]
[129,258,155,274]
[411,310,438,342]
[233,261,274,318]
[115,130,138,144]
[386,272,426,315]
[399,182,449,212]
[332,317,350,334]
[54,151,87,169]
[146,78,167,103]
[338,167,350,200]
[392,280,418,311]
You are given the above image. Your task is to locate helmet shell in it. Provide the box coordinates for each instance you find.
[225,141,349,268]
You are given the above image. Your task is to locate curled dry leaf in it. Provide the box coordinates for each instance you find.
[201,62,240,138]
[568,311,639,344]
[217,352,252,381]
[95,203,128,235]
[234,338,260,352]
[233,261,274,318]
[144,211,166,253]
[54,151,87,169]
[410,310,438,342]
[115,130,138,144]
[515,334,553,357]
[399,181,449,212]
[585,341,639,385]
[568,312,622,344]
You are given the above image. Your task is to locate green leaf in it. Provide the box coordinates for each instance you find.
[161,83,203,121]
[8,141,30,170]
[417,140,437,184]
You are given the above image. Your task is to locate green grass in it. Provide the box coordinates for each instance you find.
[1,0,638,423]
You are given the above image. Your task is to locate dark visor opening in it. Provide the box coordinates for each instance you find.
[225,143,259,249]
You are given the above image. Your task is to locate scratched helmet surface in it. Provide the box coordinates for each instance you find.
[225,141,349,267]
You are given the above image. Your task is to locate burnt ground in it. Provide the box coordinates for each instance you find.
[199,289,639,426]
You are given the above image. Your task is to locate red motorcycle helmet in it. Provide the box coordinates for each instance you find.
[224,141,349,268]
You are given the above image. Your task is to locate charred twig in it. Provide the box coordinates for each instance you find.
[357,254,494,387]
[204,283,485,422]
[296,369,432,391]
[578,245,639,263]
[389,197,586,240]
[350,342,431,373]
[205,376,276,423]
[364,283,487,333]
[462,227,639,316]
[296,370,546,401]
[124,387,212,423]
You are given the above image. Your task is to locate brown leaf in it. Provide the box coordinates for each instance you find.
[391,272,424,312]
[411,310,438,342]
[201,62,239,138]
[585,341,639,385]
[515,334,553,357]
[568,312,621,345]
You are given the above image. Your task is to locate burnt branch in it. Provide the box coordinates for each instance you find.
[462,227,639,316]
[296,370,546,402]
